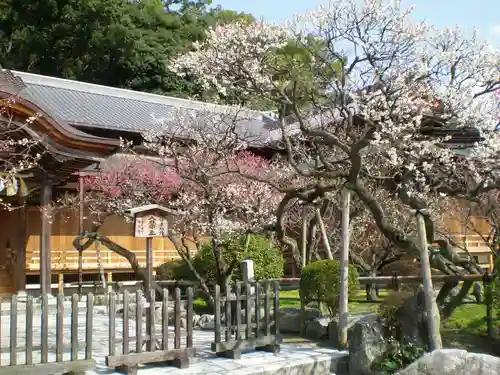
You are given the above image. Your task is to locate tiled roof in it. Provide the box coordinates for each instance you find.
[12,71,279,147]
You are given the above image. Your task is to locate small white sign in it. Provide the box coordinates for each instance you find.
[134,212,168,238]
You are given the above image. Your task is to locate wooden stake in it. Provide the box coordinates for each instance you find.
[414,210,442,350]
[338,188,350,348]
[315,208,333,260]
[301,218,308,268]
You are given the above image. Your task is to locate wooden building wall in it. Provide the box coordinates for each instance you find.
[0,208,25,294]
[24,207,191,275]
[3,205,495,280]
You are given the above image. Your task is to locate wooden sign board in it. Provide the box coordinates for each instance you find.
[134,210,169,238]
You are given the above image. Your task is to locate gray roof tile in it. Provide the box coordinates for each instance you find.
[13,71,278,146]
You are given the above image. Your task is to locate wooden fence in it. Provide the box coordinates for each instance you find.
[0,293,95,375]
[105,288,196,375]
[0,287,196,375]
[212,281,281,359]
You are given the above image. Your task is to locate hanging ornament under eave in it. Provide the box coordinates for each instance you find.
[0,173,28,197]
[5,176,18,196]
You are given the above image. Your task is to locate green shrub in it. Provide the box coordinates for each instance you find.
[372,341,425,374]
[195,235,285,284]
[378,291,414,335]
[158,235,285,285]
[299,259,360,317]
[156,259,194,281]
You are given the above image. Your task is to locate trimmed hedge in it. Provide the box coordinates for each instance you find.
[195,235,285,283]
[156,234,285,284]
[299,259,360,317]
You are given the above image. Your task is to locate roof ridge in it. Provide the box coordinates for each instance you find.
[12,70,264,117]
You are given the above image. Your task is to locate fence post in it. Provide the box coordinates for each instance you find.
[484,272,494,339]
[241,260,255,316]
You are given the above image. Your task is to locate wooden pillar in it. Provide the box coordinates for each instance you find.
[15,197,27,292]
[78,174,84,297]
[40,174,53,296]
[145,237,153,301]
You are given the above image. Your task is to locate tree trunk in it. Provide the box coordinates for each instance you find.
[366,250,377,301]
[366,274,378,301]
[415,210,442,350]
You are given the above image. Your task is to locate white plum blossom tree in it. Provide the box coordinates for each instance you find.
[172,0,500,316]
[0,88,42,208]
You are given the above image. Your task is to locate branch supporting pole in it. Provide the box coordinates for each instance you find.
[414,210,442,350]
[301,217,308,268]
[315,208,333,260]
[338,187,351,348]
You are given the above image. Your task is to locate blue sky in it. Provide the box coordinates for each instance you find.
[214,0,500,46]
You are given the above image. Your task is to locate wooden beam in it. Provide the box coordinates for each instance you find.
[0,359,96,375]
[39,174,52,296]
[105,348,196,368]
[211,335,280,353]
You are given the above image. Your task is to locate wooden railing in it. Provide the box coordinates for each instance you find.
[26,249,189,272]
[0,288,196,375]
[0,293,96,375]
[105,288,196,375]
[212,281,281,359]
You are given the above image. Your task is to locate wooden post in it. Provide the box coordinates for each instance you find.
[16,196,27,292]
[56,293,64,362]
[145,237,153,301]
[86,293,94,360]
[241,260,255,317]
[338,188,351,348]
[414,209,442,350]
[315,208,333,260]
[58,273,64,294]
[40,174,53,297]
[214,285,221,344]
[484,272,494,339]
[10,295,17,366]
[301,218,307,269]
[71,294,79,360]
[26,295,33,365]
[235,283,242,340]
[78,174,84,297]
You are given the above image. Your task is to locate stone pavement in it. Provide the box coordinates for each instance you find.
[0,299,347,374]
